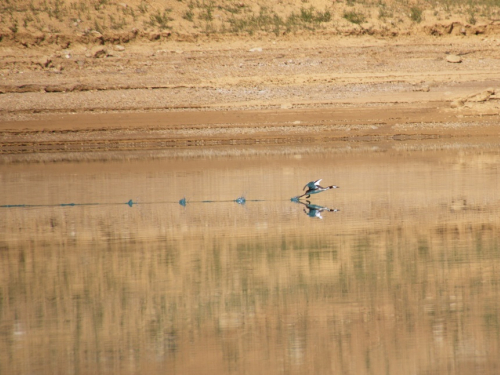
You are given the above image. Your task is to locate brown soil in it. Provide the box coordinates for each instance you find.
[1,1,500,155]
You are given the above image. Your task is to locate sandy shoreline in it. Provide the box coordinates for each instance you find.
[1,36,500,154]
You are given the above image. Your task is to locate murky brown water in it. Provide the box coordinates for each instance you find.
[2,143,500,375]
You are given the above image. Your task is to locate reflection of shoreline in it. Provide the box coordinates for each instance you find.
[3,137,500,165]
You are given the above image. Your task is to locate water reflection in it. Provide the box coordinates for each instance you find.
[1,144,500,375]
[293,199,340,219]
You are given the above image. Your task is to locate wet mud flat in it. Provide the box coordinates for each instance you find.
[1,103,500,155]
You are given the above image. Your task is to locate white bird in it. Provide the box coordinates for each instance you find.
[299,179,339,199]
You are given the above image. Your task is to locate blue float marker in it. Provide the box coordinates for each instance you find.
[235,197,246,205]
[2,196,266,208]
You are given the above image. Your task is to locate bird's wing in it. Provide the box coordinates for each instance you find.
[303,179,322,190]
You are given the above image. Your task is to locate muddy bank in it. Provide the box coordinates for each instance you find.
[1,102,500,155]
[1,35,500,155]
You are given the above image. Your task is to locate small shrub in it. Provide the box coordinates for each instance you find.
[149,9,172,29]
[220,4,242,14]
[378,4,393,19]
[315,9,331,23]
[94,0,109,11]
[272,14,284,35]
[109,14,127,30]
[343,10,365,24]
[29,1,38,14]
[137,1,148,14]
[53,0,66,21]
[23,13,34,27]
[199,2,214,22]
[468,10,477,25]
[298,6,331,24]
[300,7,314,23]
[228,8,286,36]
[410,6,422,23]
[94,19,104,33]
[183,10,194,21]
[9,19,18,33]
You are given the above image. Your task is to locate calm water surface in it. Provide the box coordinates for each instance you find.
[1,143,500,375]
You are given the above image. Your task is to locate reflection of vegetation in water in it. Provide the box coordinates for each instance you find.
[2,221,500,373]
[484,307,500,332]
[352,237,371,281]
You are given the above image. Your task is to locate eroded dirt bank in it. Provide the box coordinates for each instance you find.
[1,36,500,154]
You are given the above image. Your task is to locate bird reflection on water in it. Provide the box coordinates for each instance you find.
[294,199,339,219]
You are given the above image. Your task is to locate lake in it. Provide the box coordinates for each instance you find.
[1,140,500,375]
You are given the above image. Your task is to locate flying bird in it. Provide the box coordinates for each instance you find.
[298,179,339,199]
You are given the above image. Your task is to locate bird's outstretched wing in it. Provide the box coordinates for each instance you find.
[303,179,321,191]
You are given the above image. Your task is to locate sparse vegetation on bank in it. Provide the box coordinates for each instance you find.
[0,0,500,46]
